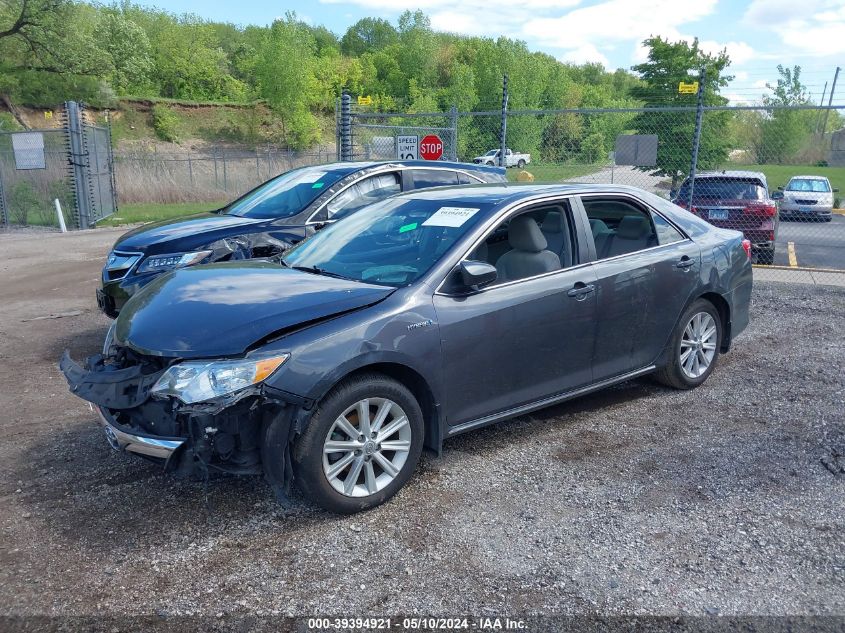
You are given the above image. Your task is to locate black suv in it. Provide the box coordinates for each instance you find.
[98,160,505,316]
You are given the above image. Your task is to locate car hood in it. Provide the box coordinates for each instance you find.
[783,191,833,202]
[114,261,394,358]
[114,212,268,253]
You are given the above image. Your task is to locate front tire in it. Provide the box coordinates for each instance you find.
[655,299,722,390]
[292,373,424,514]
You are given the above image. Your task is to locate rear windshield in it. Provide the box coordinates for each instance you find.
[678,179,766,201]
[786,178,830,193]
[225,166,346,219]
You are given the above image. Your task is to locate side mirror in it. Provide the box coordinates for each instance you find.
[460,260,497,289]
[777,185,784,190]
[669,188,678,199]
[771,191,784,201]
[834,188,840,193]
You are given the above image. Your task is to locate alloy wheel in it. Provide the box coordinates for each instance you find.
[322,397,412,498]
[679,312,717,379]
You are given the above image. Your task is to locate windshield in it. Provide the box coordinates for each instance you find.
[679,179,766,201]
[786,178,830,193]
[484,150,498,156]
[282,197,491,286]
[226,166,345,219]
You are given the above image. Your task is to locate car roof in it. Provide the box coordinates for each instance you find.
[308,160,505,177]
[694,170,767,184]
[788,175,830,180]
[396,182,656,206]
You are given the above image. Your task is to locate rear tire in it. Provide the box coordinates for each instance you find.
[517,159,526,169]
[292,373,424,514]
[655,299,722,390]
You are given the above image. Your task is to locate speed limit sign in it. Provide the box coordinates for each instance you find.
[397,135,419,160]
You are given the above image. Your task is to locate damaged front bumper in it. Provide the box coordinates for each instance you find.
[96,405,186,461]
[58,350,296,481]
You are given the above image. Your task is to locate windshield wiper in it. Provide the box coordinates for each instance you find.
[290,265,356,281]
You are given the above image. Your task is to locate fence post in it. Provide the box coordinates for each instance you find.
[335,96,341,162]
[449,106,458,162]
[687,68,706,208]
[188,153,194,187]
[65,101,90,229]
[105,110,119,216]
[0,167,8,229]
[213,149,219,188]
[340,89,353,161]
[222,149,228,192]
[500,74,509,168]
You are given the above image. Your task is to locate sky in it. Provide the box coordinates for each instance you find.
[136,0,845,105]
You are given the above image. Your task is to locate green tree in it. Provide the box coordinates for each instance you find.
[94,13,154,94]
[340,18,398,56]
[758,65,815,163]
[630,36,733,188]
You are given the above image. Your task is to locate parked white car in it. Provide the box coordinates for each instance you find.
[473,148,530,168]
[774,175,837,222]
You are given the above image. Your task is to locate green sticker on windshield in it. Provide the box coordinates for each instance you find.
[399,222,418,233]
[311,182,325,189]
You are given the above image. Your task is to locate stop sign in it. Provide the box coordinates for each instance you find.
[419,134,444,161]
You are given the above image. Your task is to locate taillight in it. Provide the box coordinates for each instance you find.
[746,203,777,217]
[742,239,752,260]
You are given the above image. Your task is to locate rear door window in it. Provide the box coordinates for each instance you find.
[326,172,401,220]
[582,197,658,259]
[412,169,459,189]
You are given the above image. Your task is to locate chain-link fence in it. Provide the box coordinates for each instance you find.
[345,94,845,275]
[112,146,336,205]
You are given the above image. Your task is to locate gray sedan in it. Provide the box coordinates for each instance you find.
[61,184,752,514]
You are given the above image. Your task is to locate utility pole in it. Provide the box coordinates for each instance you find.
[820,66,840,137]
[815,81,828,133]
[687,68,706,209]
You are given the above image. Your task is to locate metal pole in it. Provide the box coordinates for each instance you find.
[449,106,458,162]
[335,96,341,162]
[255,148,261,183]
[213,149,219,188]
[687,68,706,209]
[188,154,194,187]
[105,111,119,216]
[815,81,828,133]
[65,101,90,229]
[500,74,509,168]
[821,66,840,137]
[340,90,353,161]
[0,166,8,228]
[222,149,227,192]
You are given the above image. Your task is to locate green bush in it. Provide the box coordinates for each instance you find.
[151,104,180,143]
[8,182,41,225]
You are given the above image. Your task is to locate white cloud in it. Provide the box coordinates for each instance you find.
[699,40,756,65]
[744,0,845,57]
[559,44,610,67]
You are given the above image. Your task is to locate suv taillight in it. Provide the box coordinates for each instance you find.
[746,202,777,217]
[742,239,752,260]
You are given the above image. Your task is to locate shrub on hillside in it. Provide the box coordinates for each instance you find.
[152,104,180,143]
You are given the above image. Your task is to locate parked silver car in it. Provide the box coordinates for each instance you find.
[774,175,837,222]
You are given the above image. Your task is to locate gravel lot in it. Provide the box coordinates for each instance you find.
[1,228,844,621]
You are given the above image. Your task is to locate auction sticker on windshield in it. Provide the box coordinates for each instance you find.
[422,207,480,227]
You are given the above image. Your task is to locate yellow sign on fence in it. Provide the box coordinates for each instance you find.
[357,95,373,106]
[678,81,699,95]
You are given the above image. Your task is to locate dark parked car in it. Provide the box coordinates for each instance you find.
[62,183,752,514]
[97,160,505,317]
[673,171,778,264]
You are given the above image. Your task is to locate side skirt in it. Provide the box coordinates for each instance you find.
[445,365,657,438]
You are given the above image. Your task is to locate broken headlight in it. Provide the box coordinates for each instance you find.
[151,354,289,404]
[137,250,212,274]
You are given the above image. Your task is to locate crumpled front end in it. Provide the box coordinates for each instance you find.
[59,346,292,481]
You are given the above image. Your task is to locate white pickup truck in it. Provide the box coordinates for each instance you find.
[473,148,530,168]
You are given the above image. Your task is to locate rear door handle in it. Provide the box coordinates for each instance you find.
[567,282,595,299]
[676,256,695,269]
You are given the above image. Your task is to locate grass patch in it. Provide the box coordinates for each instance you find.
[506,163,600,183]
[97,201,226,226]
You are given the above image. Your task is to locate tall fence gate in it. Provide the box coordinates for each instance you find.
[0,101,117,230]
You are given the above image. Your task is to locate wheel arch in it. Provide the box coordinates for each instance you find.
[697,291,731,352]
[312,362,443,454]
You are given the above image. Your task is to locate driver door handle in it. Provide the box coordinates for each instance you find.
[567,282,595,300]
[676,256,695,269]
